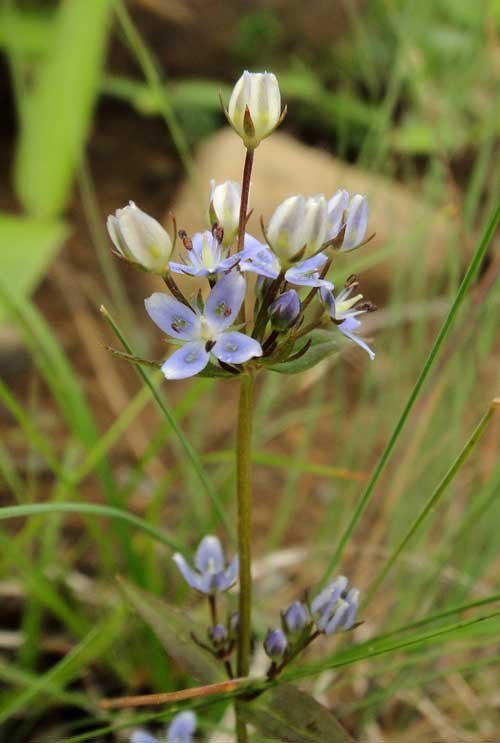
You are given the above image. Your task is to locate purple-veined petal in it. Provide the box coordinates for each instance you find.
[319,286,336,316]
[212,331,263,364]
[237,235,281,279]
[343,588,360,630]
[131,731,159,743]
[324,600,350,635]
[311,576,348,616]
[338,316,375,360]
[285,252,333,289]
[342,194,368,251]
[326,189,349,241]
[160,342,210,380]
[195,535,225,574]
[216,554,239,591]
[166,710,197,743]
[172,553,204,592]
[204,271,246,331]
[169,261,209,277]
[145,293,200,340]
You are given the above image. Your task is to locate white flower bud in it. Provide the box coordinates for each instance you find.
[107,201,172,273]
[209,179,242,245]
[325,189,349,241]
[227,71,283,149]
[266,194,328,262]
[341,194,368,251]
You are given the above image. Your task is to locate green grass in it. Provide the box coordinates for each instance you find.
[0,0,499,741]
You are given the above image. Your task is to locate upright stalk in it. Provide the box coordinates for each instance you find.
[234,146,256,743]
[236,373,254,676]
[235,372,254,743]
[236,148,254,253]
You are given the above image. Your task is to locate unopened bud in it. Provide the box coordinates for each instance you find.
[209,180,241,245]
[227,71,283,149]
[341,195,368,251]
[209,623,228,647]
[268,290,300,331]
[107,201,172,273]
[282,600,308,634]
[266,194,328,262]
[264,628,288,659]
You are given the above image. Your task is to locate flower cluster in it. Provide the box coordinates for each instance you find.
[106,71,377,381]
[263,576,360,677]
[132,711,196,743]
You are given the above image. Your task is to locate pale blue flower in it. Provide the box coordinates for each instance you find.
[284,253,333,289]
[282,600,308,634]
[167,711,197,743]
[320,285,375,360]
[311,576,359,634]
[169,230,238,277]
[131,712,197,743]
[145,271,262,379]
[264,628,288,658]
[236,234,280,279]
[173,535,238,594]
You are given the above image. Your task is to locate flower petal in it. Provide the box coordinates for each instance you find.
[172,553,204,592]
[342,194,368,251]
[169,261,208,277]
[285,253,333,289]
[319,286,336,316]
[131,731,159,743]
[166,711,197,743]
[343,588,360,630]
[338,316,375,360]
[324,600,350,635]
[145,293,200,340]
[326,189,349,241]
[212,331,263,364]
[237,235,281,279]
[161,342,210,379]
[216,554,239,591]
[204,271,246,331]
[195,535,225,574]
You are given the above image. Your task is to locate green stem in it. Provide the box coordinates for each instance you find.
[235,373,255,742]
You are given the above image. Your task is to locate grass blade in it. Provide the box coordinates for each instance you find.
[320,202,500,584]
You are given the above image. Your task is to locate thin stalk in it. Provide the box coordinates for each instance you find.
[319,201,500,586]
[363,398,499,608]
[237,149,254,254]
[235,373,255,743]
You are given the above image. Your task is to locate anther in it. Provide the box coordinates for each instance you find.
[178,229,193,251]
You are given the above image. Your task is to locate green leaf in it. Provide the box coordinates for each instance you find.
[267,330,338,375]
[14,0,112,217]
[0,214,68,324]
[118,577,225,684]
[240,683,355,743]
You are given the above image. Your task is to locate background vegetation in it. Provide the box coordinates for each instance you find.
[0,0,498,741]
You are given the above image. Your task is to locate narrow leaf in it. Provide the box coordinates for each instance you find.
[240,683,355,743]
[118,577,225,684]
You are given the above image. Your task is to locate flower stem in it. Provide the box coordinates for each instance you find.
[236,148,254,254]
[235,372,255,743]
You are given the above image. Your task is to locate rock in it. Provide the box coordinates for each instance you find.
[166,128,459,299]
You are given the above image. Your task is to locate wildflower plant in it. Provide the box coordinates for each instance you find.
[104,70,377,742]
